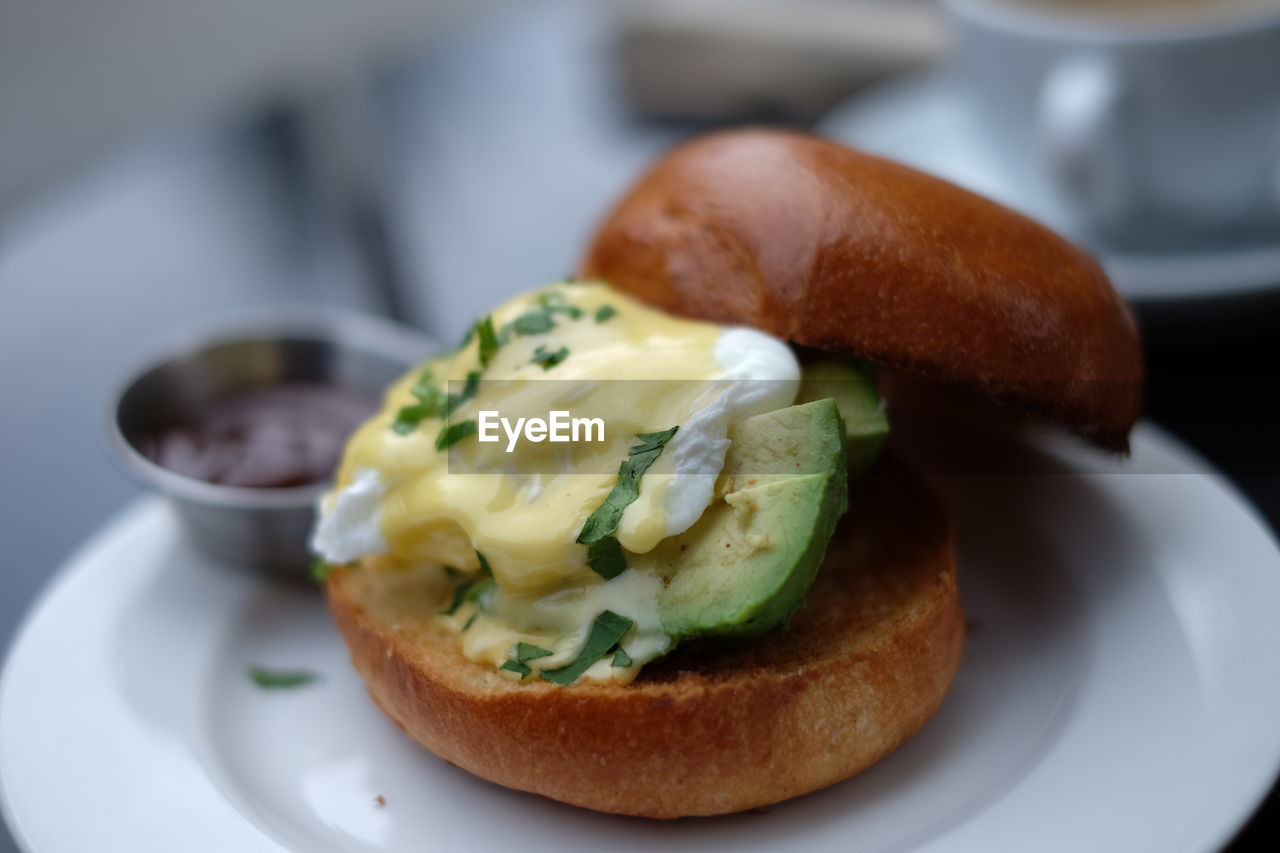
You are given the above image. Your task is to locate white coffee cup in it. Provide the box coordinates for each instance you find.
[943,0,1280,248]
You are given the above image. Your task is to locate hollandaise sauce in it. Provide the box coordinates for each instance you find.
[312,281,800,684]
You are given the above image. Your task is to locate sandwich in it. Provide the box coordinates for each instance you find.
[312,129,1143,818]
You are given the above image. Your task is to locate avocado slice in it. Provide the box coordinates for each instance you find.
[631,398,849,640]
[797,360,889,475]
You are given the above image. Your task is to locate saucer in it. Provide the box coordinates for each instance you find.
[819,74,1280,303]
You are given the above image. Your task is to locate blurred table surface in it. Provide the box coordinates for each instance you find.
[0,1,1277,851]
[0,0,495,209]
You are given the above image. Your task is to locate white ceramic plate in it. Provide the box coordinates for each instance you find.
[819,76,1280,303]
[3,424,1280,852]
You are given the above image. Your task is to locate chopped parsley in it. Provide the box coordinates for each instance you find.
[512,311,555,336]
[446,371,482,415]
[392,401,438,435]
[530,344,569,371]
[500,660,532,679]
[476,549,493,578]
[393,368,470,435]
[409,368,443,404]
[537,289,584,318]
[548,303,583,320]
[441,574,494,617]
[594,304,616,323]
[499,291,586,342]
[401,293,590,434]
[576,426,679,579]
[514,642,553,663]
[248,666,320,689]
[462,612,479,631]
[436,418,478,450]
[475,315,499,367]
[540,611,635,685]
[611,647,632,667]
[585,537,626,581]
[440,578,474,616]
[466,577,496,606]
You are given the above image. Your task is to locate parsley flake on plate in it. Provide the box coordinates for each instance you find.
[247,666,320,690]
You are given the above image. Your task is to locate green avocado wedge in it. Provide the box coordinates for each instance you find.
[796,360,889,475]
[631,398,850,640]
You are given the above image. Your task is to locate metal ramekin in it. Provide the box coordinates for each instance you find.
[106,307,433,577]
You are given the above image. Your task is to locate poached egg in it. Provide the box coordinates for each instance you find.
[312,281,800,682]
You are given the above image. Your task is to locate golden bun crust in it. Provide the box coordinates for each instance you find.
[579,129,1143,451]
[326,455,964,818]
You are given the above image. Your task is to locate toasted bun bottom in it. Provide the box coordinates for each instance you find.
[326,454,964,818]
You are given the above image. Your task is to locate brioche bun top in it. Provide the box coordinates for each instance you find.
[579,129,1143,450]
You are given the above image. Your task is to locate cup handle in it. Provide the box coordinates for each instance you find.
[1038,51,1131,230]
